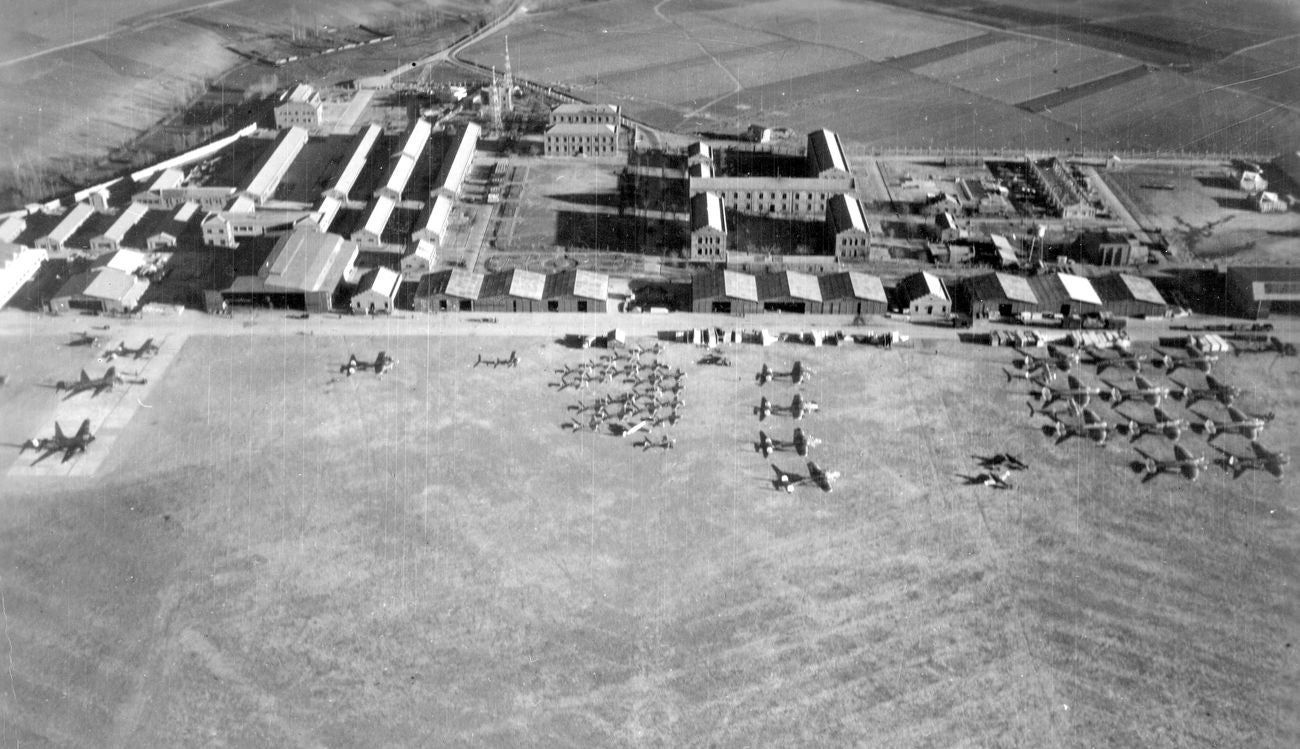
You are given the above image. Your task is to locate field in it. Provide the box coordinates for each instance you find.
[0,318,1297,745]
[464,0,1299,154]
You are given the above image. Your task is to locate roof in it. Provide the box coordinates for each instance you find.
[819,271,887,303]
[439,122,481,195]
[690,176,853,192]
[899,271,949,302]
[399,119,432,161]
[242,127,308,201]
[313,196,342,232]
[807,129,850,175]
[147,168,184,192]
[1227,266,1300,301]
[481,268,545,300]
[52,271,96,299]
[758,270,822,302]
[382,155,417,198]
[418,269,484,300]
[45,203,96,243]
[1109,274,1167,306]
[419,195,454,238]
[827,193,867,233]
[687,142,713,161]
[0,215,25,243]
[359,196,397,238]
[552,103,619,115]
[173,202,199,222]
[691,192,726,233]
[260,230,358,293]
[1055,272,1103,306]
[967,272,1038,304]
[0,243,45,266]
[688,162,714,179]
[935,212,958,230]
[989,234,1019,265]
[97,248,148,274]
[692,269,758,302]
[325,124,381,199]
[409,239,437,261]
[84,268,148,305]
[546,123,617,137]
[544,269,609,300]
[281,84,321,105]
[357,267,400,299]
[100,203,149,242]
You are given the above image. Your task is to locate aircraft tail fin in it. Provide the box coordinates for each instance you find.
[75,420,91,439]
[79,370,90,383]
[54,422,66,441]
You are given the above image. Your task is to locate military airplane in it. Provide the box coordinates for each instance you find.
[20,419,95,464]
[770,393,819,420]
[1088,345,1161,374]
[1204,406,1273,441]
[754,395,772,420]
[67,331,100,347]
[342,352,398,377]
[1038,407,1111,446]
[1004,364,1056,384]
[1137,444,1207,482]
[1104,374,1172,407]
[1123,406,1189,442]
[754,428,820,458]
[1014,345,1080,372]
[1171,374,1240,407]
[636,435,676,451]
[974,453,1029,471]
[770,461,840,493]
[1155,346,1217,375]
[1040,374,1103,409]
[756,361,812,386]
[474,350,519,368]
[55,367,124,398]
[1215,441,1289,480]
[1027,399,1082,421]
[103,338,159,361]
[698,351,733,367]
[961,468,1014,490]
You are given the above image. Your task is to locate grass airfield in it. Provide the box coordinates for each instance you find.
[0,331,1297,746]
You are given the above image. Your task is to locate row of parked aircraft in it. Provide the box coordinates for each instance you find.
[751,361,838,493]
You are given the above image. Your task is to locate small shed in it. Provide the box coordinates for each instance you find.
[818,271,887,316]
[691,269,759,315]
[350,267,400,314]
[1092,273,1167,317]
[415,269,485,312]
[896,271,950,316]
[757,270,822,314]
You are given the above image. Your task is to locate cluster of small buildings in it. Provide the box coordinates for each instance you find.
[1025,157,1096,220]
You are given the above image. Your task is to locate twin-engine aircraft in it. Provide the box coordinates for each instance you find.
[1137,444,1208,482]
[755,361,812,386]
[770,461,839,493]
[20,420,95,464]
[55,367,124,398]
[754,428,820,458]
[342,352,397,377]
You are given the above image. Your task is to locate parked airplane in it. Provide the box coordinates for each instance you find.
[474,351,519,368]
[104,338,159,361]
[1015,345,1079,372]
[1104,374,1172,407]
[342,352,398,377]
[1089,345,1160,374]
[757,361,812,385]
[974,453,1029,471]
[770,461,839,493]
[779,393,820,420]
[1216,441,1289,479]
[67,331,100,347]
[636,435,676,451]
[1137,444,1207,482]
[55,367,124,398]
[1041,407,1111,446]
[1204,406,1273,441]
[1123,406,1189,442]
[1004,365,1056,384]
[1155,346,1217,375]
[754,428,820,458]
[1040,374,1102,409]
[20,419,94,464]
[698,351,733,367]
[754,395,772,421]
[962,469,1014,490]
[1027,399,1083,421]
[1171,374,1240,406]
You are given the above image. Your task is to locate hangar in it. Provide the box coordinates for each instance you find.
[49,266,149,315]
[543,269,610,312]
[350,267,400,314]
[896,271,951,316]
[818,271,887,316]
[415,269,484,312]
[961,272,1039,318]
[220,229,358,312]
[691,269,759,315]
[478,268,547,312]
[1092,273,1168,317]
[1027,272,1104,316]
[1225,266,1300,319]
[757,270,822,314]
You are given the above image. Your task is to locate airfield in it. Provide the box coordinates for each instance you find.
[1,313,1296,745]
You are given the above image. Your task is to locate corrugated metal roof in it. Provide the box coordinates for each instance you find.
[261,230,357,292]
[758,271,822,302]
[819,271,887,303]
[691,192,726,233]
[420,269,484,299]
[1055,273,1102,306]
[84,268,147,304]
[692,269,758,302]
[481,268,545,300]
[1116,274,1166,305]
[545,269,609,300]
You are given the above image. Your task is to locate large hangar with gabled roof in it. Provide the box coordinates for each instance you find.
[415,269,484,312]
[757,270,822,314]
[961,271,1039,318]
[1028,272,1103,316]
[896,271,951,316]
[818,271,887,316]
[692,269,760,315]
[220,229,358,312]
[478,268,547,312]
[543,269,609,312]
[1092,273,1168,317]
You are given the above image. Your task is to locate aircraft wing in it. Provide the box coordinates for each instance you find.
[1174,443,1193,462]
[1226,405,1247,422]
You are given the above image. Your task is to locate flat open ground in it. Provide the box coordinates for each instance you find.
[0,319,1296,745]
